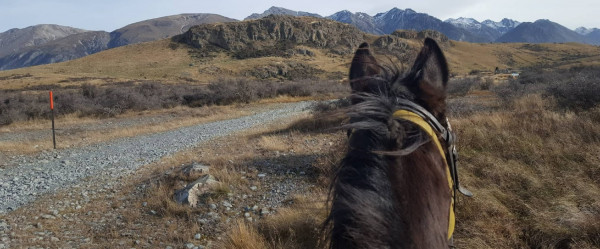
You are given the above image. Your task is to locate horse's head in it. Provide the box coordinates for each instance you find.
[329,38,459,249]
[349,38,449,123]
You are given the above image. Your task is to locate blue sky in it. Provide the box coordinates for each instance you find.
[1,0,598,32]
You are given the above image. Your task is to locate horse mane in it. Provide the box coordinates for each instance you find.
[324,71,431,249]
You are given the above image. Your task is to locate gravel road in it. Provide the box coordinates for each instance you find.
[0,101,314,213]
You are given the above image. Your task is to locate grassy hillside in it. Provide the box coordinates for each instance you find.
[1,21,600,90]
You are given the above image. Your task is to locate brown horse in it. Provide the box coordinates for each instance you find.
[326,38,466,249]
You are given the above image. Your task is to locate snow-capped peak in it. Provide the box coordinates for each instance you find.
[446,17,478,25]
[482,18,521,29]
[445,17,481,29]
[575,27,593,35]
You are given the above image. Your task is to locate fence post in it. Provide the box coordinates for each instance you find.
[50,91,56,149]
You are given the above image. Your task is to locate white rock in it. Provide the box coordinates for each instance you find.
[174,175,219,207]
[222,201,233,208]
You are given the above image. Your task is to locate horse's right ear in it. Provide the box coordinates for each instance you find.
[404,38,449,118]
[349,43,380,84]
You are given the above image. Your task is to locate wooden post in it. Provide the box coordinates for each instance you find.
[50,91,56,149]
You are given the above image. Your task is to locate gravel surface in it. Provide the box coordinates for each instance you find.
[0,101,314,214]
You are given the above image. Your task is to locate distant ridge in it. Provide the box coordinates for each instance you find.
[108,13,237,48]
[328,8,483,42]
[2,7,600,71]
[496,19,589,43]
[327,10,383,35]
[0,31,110,70]
[0,14,237,70]
[245,6,322,20]
[0,24,87,56]
[481,18,521,35]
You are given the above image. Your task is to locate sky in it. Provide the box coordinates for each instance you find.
[1,0,599,32]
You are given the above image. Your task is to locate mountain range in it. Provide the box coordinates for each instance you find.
[1,6,599,71]
[0,14,235,70]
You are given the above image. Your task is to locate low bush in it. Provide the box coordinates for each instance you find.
[447,77,477,96]
[492,66,600,110]
[545,68,600,110]
[0,79,349,125]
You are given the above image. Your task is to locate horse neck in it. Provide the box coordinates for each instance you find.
[393,142,452,248]
[330,130,451,249]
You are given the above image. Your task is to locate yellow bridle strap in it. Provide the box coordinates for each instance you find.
[392,109,455,240]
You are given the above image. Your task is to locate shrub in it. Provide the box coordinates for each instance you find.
[447,77,476,96]
[0,79,350,125]
[546,71,600,110]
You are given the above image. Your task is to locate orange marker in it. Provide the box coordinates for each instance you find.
[49,91,54,110]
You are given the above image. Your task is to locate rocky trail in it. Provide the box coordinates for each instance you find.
[0,101,315,214]
[0,101,326,248]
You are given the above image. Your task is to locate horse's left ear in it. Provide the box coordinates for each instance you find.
[404,38,449,117]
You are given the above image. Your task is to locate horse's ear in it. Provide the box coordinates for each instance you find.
[404,38,449,116]
[349,43,381,90]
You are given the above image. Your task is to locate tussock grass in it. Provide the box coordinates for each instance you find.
[218,195,328,249]
[220,222,270,249]
[453,93,600,248]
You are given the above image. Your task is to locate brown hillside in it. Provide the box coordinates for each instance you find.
[1,16,600,90]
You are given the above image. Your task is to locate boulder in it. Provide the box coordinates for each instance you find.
[174,174,219,207]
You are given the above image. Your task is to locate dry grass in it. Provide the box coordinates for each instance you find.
[6,90,599,248]
[220,221,270,249]
[219,194,328,249]
[219,93,600,249]
[0,104,252,154]
[445,41,600,75]
[452,94,600,248]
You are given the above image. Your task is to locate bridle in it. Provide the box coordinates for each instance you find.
[394,98,473,200]
[392,98,473,242]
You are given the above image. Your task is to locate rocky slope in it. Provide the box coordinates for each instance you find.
[175,15,365,55]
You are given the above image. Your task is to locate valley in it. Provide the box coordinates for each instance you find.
[0,13,599,249]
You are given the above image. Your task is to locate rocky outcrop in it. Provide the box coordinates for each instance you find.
[370,30,450,63]
[176,15,366,55]
[390,30,449,44]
